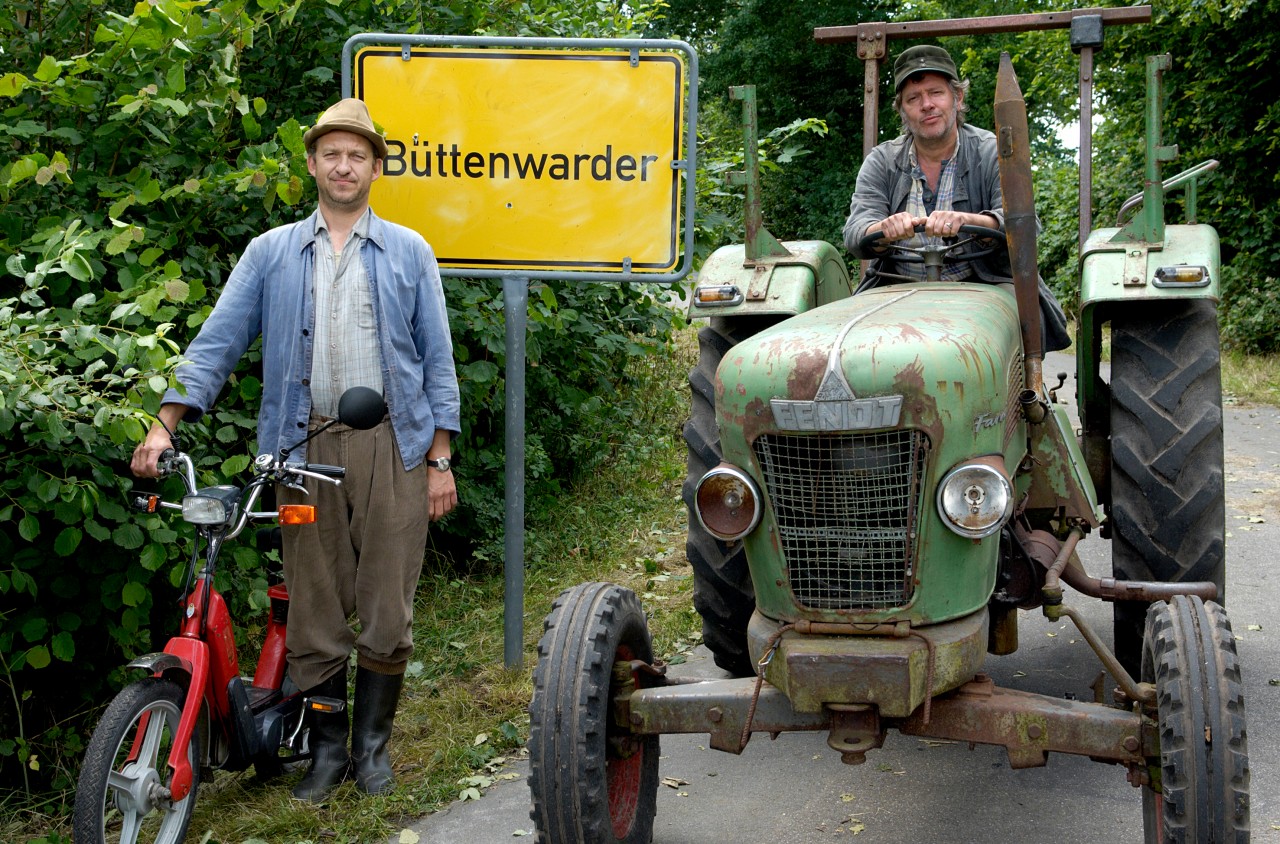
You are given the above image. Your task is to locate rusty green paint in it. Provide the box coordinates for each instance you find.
[715,283,1028,625]
[1021,401,1101,525]
[746,610,989,718]
[689,240,853,320]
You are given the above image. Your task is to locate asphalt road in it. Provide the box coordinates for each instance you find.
[403,357,1280,843]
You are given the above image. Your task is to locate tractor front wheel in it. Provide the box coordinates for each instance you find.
[529,582,660,844]
[1140,595,1249,842]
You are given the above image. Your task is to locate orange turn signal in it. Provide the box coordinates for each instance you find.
[278,505,316,526]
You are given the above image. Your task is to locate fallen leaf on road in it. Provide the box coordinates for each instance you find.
[840,793,856,802]
[662,776,688,788]
[399,831,420,844]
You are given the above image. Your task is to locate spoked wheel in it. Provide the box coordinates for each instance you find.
[529,582,660,843]
[1140,595,1249,843]
[73,677,199,844]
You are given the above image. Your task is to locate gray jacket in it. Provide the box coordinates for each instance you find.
[842,124,1070,352]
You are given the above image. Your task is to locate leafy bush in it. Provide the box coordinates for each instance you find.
[1220,261,1280,355]
[0,0,681,805]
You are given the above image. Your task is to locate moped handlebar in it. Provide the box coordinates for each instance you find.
[155,448,197,492]
[299,463,346,479]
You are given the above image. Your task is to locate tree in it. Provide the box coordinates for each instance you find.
[1087,0,1280,351]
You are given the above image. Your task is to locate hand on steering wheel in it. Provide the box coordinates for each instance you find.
[856,221,1006,264]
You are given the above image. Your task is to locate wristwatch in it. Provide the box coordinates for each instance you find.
[426,456,451,472]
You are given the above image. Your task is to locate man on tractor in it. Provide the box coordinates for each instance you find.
[842,43,1070,352]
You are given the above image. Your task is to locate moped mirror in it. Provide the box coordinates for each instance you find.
[278,387,388,461]
[337,386,387,431]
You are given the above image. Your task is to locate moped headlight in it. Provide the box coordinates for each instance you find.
[182,486,239,526]
[936,459,1013,539]
[694,465,762,541]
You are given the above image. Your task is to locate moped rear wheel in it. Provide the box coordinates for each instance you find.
[1139,595,1249,843]
[528,582,659,843]
[73,677,199,844]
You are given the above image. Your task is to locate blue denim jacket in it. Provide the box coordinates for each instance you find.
[164,208,460,470]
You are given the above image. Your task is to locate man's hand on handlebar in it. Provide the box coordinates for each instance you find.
[131,404,187,479]
[131,423,175,479]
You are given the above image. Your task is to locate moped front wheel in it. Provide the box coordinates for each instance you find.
[73,677,199,844]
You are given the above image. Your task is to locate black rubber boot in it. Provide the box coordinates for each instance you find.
[351,667,404,794]
[291,671,350,803]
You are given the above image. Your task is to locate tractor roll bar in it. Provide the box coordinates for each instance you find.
[815,6,1153,251]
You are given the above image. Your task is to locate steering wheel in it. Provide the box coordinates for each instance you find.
[857,222,1006,265]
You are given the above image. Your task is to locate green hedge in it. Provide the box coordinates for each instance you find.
[0,0,681,803]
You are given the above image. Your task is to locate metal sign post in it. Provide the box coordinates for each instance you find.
[502,275,527,668]
[343,35,697,669]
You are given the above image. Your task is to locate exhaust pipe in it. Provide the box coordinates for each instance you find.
[994,53,1043,396]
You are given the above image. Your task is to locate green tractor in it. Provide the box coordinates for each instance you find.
[528,8,1248,843]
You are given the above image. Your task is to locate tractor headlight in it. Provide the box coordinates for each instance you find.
[694,465,762,541]
[936,459,1013,539]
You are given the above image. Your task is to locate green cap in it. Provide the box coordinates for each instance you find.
[893,45,959,91]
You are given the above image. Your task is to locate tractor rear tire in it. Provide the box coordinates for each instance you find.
[683,318,775,678]
[1109,300,1225,679]
[1140,596,1249,842]
[529,582,660,844]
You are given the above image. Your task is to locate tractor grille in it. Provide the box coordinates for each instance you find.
[753,429,930,610]
[1004,352,1024,449]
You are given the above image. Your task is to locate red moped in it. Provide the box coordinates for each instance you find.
[73,387,386,843]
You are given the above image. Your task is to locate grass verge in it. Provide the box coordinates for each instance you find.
[16,326,701,844]
[1223,348,1280,406]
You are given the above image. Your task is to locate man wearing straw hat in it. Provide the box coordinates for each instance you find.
[131,98,460,802]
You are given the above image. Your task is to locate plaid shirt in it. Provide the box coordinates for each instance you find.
[899,145,971,282]
[311,210,383,417]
